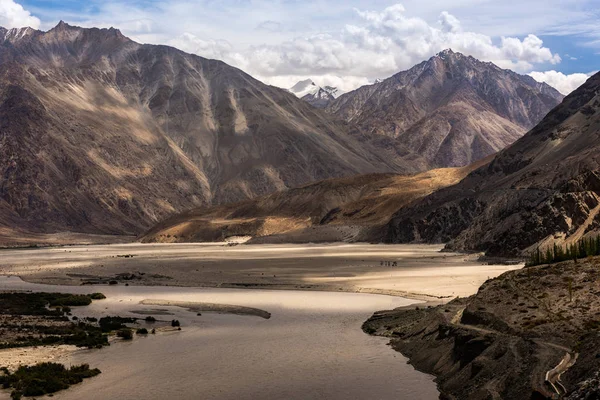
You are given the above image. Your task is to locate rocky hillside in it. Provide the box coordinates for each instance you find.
[328,49,564,168]
[386,72,600,257]
[140,158,489,244]
[363,257,600,399]
[0,22,411,236]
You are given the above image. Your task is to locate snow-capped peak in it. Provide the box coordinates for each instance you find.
[289,79,319,98]
[289,80,343,99]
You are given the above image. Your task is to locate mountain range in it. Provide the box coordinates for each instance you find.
[327,49,564,167]
[386,70,600,256]
[0,22,410,237]
[0,22,569,242]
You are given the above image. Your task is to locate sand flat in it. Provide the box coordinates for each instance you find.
[0,243,521,300]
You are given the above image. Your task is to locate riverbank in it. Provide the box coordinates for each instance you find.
[363,257,600,399]
[0,243,521,301]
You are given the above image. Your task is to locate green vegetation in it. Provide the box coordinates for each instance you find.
[144,316,156,323]
[98,316,137,333]
[171,320,180,327]
[0,292,106,316]
[116,328,133,340]
[0,292,110,349]
[0,322,109,350]
[0,363,100,400]
[136,328,148,335]
[526,235,600,267]
[48,295,92,307]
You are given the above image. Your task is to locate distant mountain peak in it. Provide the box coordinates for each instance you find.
[47,20,126,40]
[289,79,344,108]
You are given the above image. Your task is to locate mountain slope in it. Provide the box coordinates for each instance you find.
[328,49,564,168]
[289,79,342,108]
[140,158,489,244]
[0,22,410,236]
[385,72,600,256]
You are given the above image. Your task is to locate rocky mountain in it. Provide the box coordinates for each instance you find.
[141,158,488,244]
[385,71,600,256]
[0,22,410,237]
[328,49,564,168]
[289,79,342,108]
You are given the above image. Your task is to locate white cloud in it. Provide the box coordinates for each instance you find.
[192,4,563,89]
[169,33,234,61]
[17,1,596,93]
[0,0,40,29]
[529,70,596,95]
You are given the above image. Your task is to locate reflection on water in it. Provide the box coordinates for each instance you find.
[0,277,438,400]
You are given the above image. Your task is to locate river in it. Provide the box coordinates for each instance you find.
[0,276,438,399]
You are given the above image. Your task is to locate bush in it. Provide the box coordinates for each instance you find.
[144,316,156,323]
[88,293,106,300]
[48,295,92,307]
[136,328,148,335]
[116,329,133,340]
[98,316,137,333]
[0,362,100,399]
[171,320,180,327]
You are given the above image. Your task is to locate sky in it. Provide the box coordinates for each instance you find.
[1,0,599,94]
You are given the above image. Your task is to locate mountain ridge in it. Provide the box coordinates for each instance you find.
[0,22,410,237]
[385,71,600,256]
[327,49,564,168]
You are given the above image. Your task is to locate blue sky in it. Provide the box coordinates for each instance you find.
[2,0,599,93]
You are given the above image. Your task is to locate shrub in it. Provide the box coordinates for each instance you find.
[136,328,148,335]
[171,320,180,327]
[144,316,156,323]
[88,293,106,300]
[0,362,100,399]
[48,295,92,307]
[98,316,137,333]
[116,329,133,340]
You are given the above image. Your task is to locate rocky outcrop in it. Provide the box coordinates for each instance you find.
[328,49,564,168]
[385,72,600,256]
[364,258,600,399]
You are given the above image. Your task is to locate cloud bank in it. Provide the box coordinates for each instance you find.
[2,0,596,94]
[529,71,596,95]
[172,4,564,91]
[0,0,40,29]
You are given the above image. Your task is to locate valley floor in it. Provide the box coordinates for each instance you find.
[0,243,520,301]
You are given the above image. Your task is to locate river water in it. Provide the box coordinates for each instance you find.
[0,277,438,400]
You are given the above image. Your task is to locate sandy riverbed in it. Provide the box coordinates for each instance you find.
[0,243,521,300]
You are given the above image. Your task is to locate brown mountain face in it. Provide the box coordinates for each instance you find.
[140,158,489,244]
[327,49,564,168]
[386,72,600,256]
[0,23,411,236]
